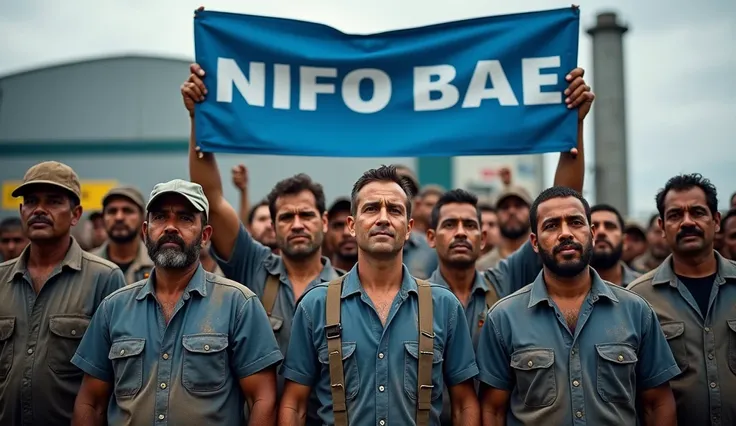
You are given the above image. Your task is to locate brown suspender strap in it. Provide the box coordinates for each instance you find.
[326,277,348,426]
[416,279,434,426]
[262,274,280,316]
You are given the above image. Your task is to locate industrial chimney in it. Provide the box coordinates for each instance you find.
[586,12,630,216]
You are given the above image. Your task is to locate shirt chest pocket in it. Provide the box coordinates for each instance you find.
[595,343,638,404]
[48,315,90,376]
[510,348,556,408]
[182,333,229,393]
[660,321,688,372]
[318,342,360,401]
[403,341,444,402]
[109,339,145,398]
[0,317,15,380]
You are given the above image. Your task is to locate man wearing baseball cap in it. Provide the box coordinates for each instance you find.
[91,185,154,284]
[0,161,125,426]
[476,185,533,270]
[324,197,356,274]
[72,179,282,425]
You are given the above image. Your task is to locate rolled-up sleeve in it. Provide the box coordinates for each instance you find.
[476,311,513,390]
[71,299,113,382]
[211,224,271,283]
[636,305,681,389]
[280,303,319,386]
[443,299,479,387]
[230,296,283,378]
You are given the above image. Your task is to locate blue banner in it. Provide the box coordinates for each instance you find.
[193,8,580,157]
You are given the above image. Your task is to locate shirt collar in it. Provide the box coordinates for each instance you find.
[9,237,83,283]
[135,264,208,301]
[265,254,337,280]
[341,264,417,299]
[652,252,736,287]
[528,267,619,308]
[429,267,489,295]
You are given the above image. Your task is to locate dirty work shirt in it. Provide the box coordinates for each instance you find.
[403,231,438,280]
[0,238,125,426]
[429,268,497,426]
[483,240,543,298]
[92,240,154,285]
[71,266,282,426]
[281,264,479,426]
[477,268,680,426]
[212,224,339,359]
[628,253,736,426]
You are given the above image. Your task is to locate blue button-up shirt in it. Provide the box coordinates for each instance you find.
[71,266,282,426]
[281,265,479,426]
[404,232,438,280]
[483,241,543,298]
[477,268,680,426]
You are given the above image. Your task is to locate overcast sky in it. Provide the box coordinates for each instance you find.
[1,0,734,218]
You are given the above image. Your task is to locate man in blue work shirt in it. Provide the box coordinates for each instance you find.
[477,186,679,426]
[279,165,481,426]
[426,189,500,426]
[70,179,282,426]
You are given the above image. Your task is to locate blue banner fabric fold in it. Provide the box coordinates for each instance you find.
[193,8,580,157]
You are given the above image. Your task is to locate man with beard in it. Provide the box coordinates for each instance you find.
[476,186,533,270]
[91,186,154,284]
[183,64,340,425]
[477,186,679,426]
[0,161,125,426]
[631,213,671,273]
[71,179,282,426]
[590,204,641,286]
[0,217,28,261]
[279,165,480,426]
[628,174,736,426]
[324,197,356,273]
[247,200,279,253]
[426,189,501,426]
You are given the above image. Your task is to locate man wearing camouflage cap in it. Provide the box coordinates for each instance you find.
[91,185,154,284]
[0,161,125,426]
[72,179,281,426]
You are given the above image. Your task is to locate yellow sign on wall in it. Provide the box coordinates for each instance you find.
[2,180,119,212]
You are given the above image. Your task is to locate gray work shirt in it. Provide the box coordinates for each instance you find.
[484,240,543,298]
[628,252,736,426]
[477,268,680,425]
[281,265,479,426]
[620,262,641,287]
[403,232,438,280]
[429,268,496,426]
[0,238,125,426]
[71,265,282,426]
[91,240,154,285]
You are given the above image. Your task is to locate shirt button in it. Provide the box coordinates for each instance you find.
[379,385,385,392]
[378,353,384,359]
[27,348,33,355]
[158,414,165,420]
[120,349,125,356]
[379,421,386,426]
[617,355,624,362]
[204,344,211,351]
[576,411,583,418]
[71,329,77,336]
[710,382,717,388]
[163,353,169,360]
[704,327,711,332]
[572,380,580,387]
[708,353,714,360]
[160,382,167,389]
[527,360,533,367]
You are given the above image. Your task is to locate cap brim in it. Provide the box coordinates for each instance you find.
[11,180,78,199]
[328,200,352,217]
[146,191,207,217]
[496,193,530,208]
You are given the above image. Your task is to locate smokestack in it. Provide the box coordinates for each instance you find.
[587,12,630,216]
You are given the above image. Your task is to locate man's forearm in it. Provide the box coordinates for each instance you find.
[481,408,506,426]
[277,406,305,426]
[643,403,677,426]
[248,396,277,426]
[453,403,481,426]
[71,402,106,426]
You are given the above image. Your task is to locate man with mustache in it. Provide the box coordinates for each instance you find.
[476,186,533,270]
[183,63,340,425]
[426,189,500,426]
[590,204,641,286]
[279,165,481,426]
[477,186,679,426]
[0,161,125,426]
[91,186,154,284]
[324,197,356,273]
[629,173,736,426]
[71,179,282,426]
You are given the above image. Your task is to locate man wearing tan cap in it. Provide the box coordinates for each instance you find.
[0,161,125,426]
[475,185,533,270]
[72,179,281,426]
[91,186,154,284]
